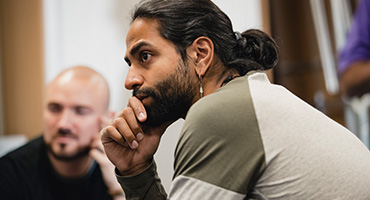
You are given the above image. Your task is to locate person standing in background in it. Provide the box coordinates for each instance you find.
[339,0,370,98]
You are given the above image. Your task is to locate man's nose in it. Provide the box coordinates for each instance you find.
[124,67,144,90]
[56,110,73,129]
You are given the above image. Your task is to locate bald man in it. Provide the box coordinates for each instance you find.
[0,66,125,200]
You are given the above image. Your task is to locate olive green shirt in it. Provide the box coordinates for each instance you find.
[118,71,370,200]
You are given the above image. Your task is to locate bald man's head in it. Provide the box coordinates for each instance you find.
[43,66,111,161]
[47,66,110,111]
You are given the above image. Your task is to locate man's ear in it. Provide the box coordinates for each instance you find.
[187,36,214,76]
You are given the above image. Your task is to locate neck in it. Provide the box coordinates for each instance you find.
[221,74,241,86]
[48,152,94,179]
[201,69,240,97]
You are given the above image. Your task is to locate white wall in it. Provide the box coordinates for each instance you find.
[43,0,262,193]
[214,0,263,31]
[43,0,137,112]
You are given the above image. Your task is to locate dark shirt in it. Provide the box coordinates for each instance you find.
[0,136,112,200]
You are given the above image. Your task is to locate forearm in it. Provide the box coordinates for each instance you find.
[340,61,370,97]
[116,161,167,200]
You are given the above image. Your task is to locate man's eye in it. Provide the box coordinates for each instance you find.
[75,107,91,115]
[47,104,62,113]
[141,52,151,62]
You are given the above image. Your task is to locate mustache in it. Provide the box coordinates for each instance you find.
[56,128,77,138]
[132,87,157,98]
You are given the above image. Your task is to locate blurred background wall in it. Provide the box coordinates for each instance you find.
[0,0,44,140]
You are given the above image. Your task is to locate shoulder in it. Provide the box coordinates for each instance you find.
[174,73,266,194]
[178,72,266,155]
[0,136,44,168]
[0,136,45,197]
[184,72,269,133]
[186,74,253,120]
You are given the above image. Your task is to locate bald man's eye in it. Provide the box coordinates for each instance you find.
[47,103,62,113]
[75,107,92,116]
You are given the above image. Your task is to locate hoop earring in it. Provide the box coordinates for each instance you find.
[199,73,203,98]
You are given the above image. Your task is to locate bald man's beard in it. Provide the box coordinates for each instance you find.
[133,60,196,127]
[46,144,91,161]
[45,130,91,161]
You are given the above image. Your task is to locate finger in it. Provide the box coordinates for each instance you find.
[90,148,106,163]
[91,136,105,153]
[113,114,140,149]
[101,125,128,147]
[121,107,144,142]
[128,96,147,122]
[90,135,100,149]
[112,108,143,144]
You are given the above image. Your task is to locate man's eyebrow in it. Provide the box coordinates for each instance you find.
[124,41,151,63]
[132,42,151,56]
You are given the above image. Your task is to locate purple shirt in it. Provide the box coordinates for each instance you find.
[339,0,370,74]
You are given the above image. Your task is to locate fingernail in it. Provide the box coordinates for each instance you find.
[136,133,144,142]
[138,112,145,121]
[131,140,139,149]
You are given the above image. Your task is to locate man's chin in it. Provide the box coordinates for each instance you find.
[46,144,91,161]
[144,105,183,127]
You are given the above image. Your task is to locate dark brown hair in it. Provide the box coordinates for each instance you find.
[132,0,279,75]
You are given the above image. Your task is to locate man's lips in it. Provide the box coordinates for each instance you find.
[135,94,151,105]
[54,136,75,144]
[54,134,77,143]
[135,94,148,101]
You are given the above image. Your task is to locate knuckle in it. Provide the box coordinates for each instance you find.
[126,135,135,141]
[105,125,116,133]
[113,117,124,126]
[132,126,142,134]
[122,107,133,116]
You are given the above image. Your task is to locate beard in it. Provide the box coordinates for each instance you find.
[46,144,91,161]
[133,60,197,127]
[45,129,91,161]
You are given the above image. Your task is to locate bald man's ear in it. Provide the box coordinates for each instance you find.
[186,36,214,77]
